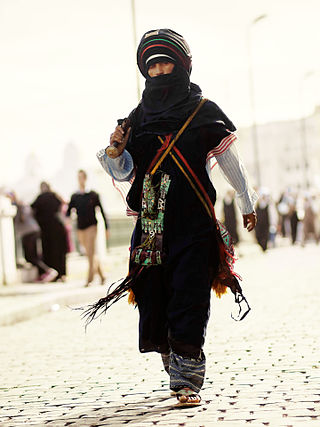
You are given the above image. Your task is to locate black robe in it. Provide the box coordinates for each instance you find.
[125,103,233,355]
[31,192,68,278]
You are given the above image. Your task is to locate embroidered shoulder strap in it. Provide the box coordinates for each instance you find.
[149,98,207,176]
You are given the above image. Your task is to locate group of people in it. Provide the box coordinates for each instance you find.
[9,170,109,286]
[222,187,320,252]
[277,189,319,246]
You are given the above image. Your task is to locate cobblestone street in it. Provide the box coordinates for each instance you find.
[1,242,320,426]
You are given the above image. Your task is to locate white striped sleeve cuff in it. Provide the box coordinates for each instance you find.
[96,149,134,182]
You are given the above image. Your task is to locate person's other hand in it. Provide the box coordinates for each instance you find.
[243,212,257,232]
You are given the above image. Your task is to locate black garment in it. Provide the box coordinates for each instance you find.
[66,191,108,230]
[31,192,68,278]
[22,231,49,276]
[290,210,299,244]
[127,119,230,238]
[223,199,239,245]
[131,232,220,355]
[121,49,236,356]
[255,204,270,251]
[130,66,236,136]
[126,104,233,355]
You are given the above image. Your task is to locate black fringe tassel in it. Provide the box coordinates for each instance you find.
[79,266,143,328]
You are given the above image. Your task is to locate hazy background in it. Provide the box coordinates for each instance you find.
[1,0,320,210]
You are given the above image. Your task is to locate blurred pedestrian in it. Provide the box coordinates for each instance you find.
[31,182,68,282]
[268,195,279,248]
[277,191,290,238]
[302,194,319,245]
[66,170,109,286]
[255,189,270,251]
[8,192,58,282]
[90,29,257,406]
[288,195,299,245]
[222,190,239,245]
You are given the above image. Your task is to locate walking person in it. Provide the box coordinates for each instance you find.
[255,190,271,252]
[89,29,257,406]
[66,170,109,286]
[302,193,319,245]
[9,192,58,282]
[288,195,299,245]
[222,190,239,245]
[31,182,68,282]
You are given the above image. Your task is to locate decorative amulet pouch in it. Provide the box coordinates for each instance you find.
[131,172,171,266]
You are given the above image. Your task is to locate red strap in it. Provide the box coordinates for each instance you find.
[147,134,172,174]
[172,145,217,222]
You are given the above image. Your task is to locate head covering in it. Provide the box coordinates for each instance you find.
[131,29,236,135]
[135,29,199,133]
[137,29,192,78]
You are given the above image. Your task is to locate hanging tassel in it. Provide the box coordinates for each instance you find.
[128,288,136,305]
[80,266,143,328]
[212,281,228,298]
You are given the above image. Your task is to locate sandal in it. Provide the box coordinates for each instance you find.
[175,387,201,407]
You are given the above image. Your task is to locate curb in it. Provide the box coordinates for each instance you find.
[0,286,107,327]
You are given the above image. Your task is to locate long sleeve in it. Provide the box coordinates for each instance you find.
[206,142,258,214]
[95,193,109,230]
[66,195,75,217]
[96,149,134,182]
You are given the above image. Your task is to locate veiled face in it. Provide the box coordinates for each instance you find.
[147,62,175,78]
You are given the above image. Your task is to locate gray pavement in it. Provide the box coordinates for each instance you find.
[1,242,320,426]
[0,246,130,326]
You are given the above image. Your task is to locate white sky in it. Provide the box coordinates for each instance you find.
[1,0,320,193]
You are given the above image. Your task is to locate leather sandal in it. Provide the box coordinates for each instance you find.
[175,387,201,407]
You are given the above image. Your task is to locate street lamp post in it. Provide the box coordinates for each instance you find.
[247,14,267,188]
[299,70,317,189]
[131,0,141,101]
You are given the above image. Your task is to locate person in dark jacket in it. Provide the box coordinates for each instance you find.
[66,170,109,286]
[255,190,271,252]
[9,192,58,282]
[223,190,239,245]
[31,182,68,281]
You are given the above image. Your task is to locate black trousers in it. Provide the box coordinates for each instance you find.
[132,233,220,358]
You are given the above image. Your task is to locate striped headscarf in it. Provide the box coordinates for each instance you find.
[137,29,192,78]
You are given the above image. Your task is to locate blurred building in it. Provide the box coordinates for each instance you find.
[237,105,320,196]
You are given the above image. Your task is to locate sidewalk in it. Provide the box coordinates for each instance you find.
[0,246,130,326]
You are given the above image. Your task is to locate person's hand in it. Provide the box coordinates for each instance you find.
[243,211,257,232]
[108,125,131,157]
[105,229,110,241]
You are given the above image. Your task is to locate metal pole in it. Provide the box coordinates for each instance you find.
[247,41,261,188]
[0,208,7,285]
[247,14,267,188]
[131,0,141,101]
[299,71,315,189]
[300,114,309,188]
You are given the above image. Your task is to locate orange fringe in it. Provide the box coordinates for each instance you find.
[128,289,136,305]
[211,281,228,298]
